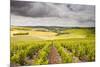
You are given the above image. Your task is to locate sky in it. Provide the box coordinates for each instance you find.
[11,0,95,27]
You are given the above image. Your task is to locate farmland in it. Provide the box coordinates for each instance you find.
[10,26,95,66]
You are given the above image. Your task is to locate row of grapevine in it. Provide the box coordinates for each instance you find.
[61,38,95,61]
[11,39,51,65]
[54,41,73,63]
[34,41,52,65]
[11,38,95,66]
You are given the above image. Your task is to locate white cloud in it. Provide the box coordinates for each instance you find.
[11,14,95,27]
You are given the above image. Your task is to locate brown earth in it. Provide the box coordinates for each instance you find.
[48,46,61,64]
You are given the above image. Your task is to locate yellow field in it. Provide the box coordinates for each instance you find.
[11,29,56,39]
[11,29,86,40]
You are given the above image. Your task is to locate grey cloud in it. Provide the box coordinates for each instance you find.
[11,1,67,17]
[11,1,95,27]
[11,1,95,17]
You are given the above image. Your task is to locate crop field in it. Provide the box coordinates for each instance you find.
[10,26,95,66]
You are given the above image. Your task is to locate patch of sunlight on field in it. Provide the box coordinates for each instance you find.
[28,30,57,40]
[54,34,86,39]
[63,29,88,35]
[29,30,57,36]
[11,36,43,41]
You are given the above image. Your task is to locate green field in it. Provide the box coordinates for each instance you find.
[10,26,95,66]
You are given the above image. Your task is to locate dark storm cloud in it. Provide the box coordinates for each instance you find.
[11,1,95,27]
[11,1,66,17]
[11,1,95,17]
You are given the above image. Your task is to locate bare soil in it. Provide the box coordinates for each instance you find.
[48,46,62,64]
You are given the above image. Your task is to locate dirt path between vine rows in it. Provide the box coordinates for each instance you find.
[48,46,62,64]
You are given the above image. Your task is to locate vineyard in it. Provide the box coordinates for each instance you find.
[10,27,95,66]
[10,38,95,66]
